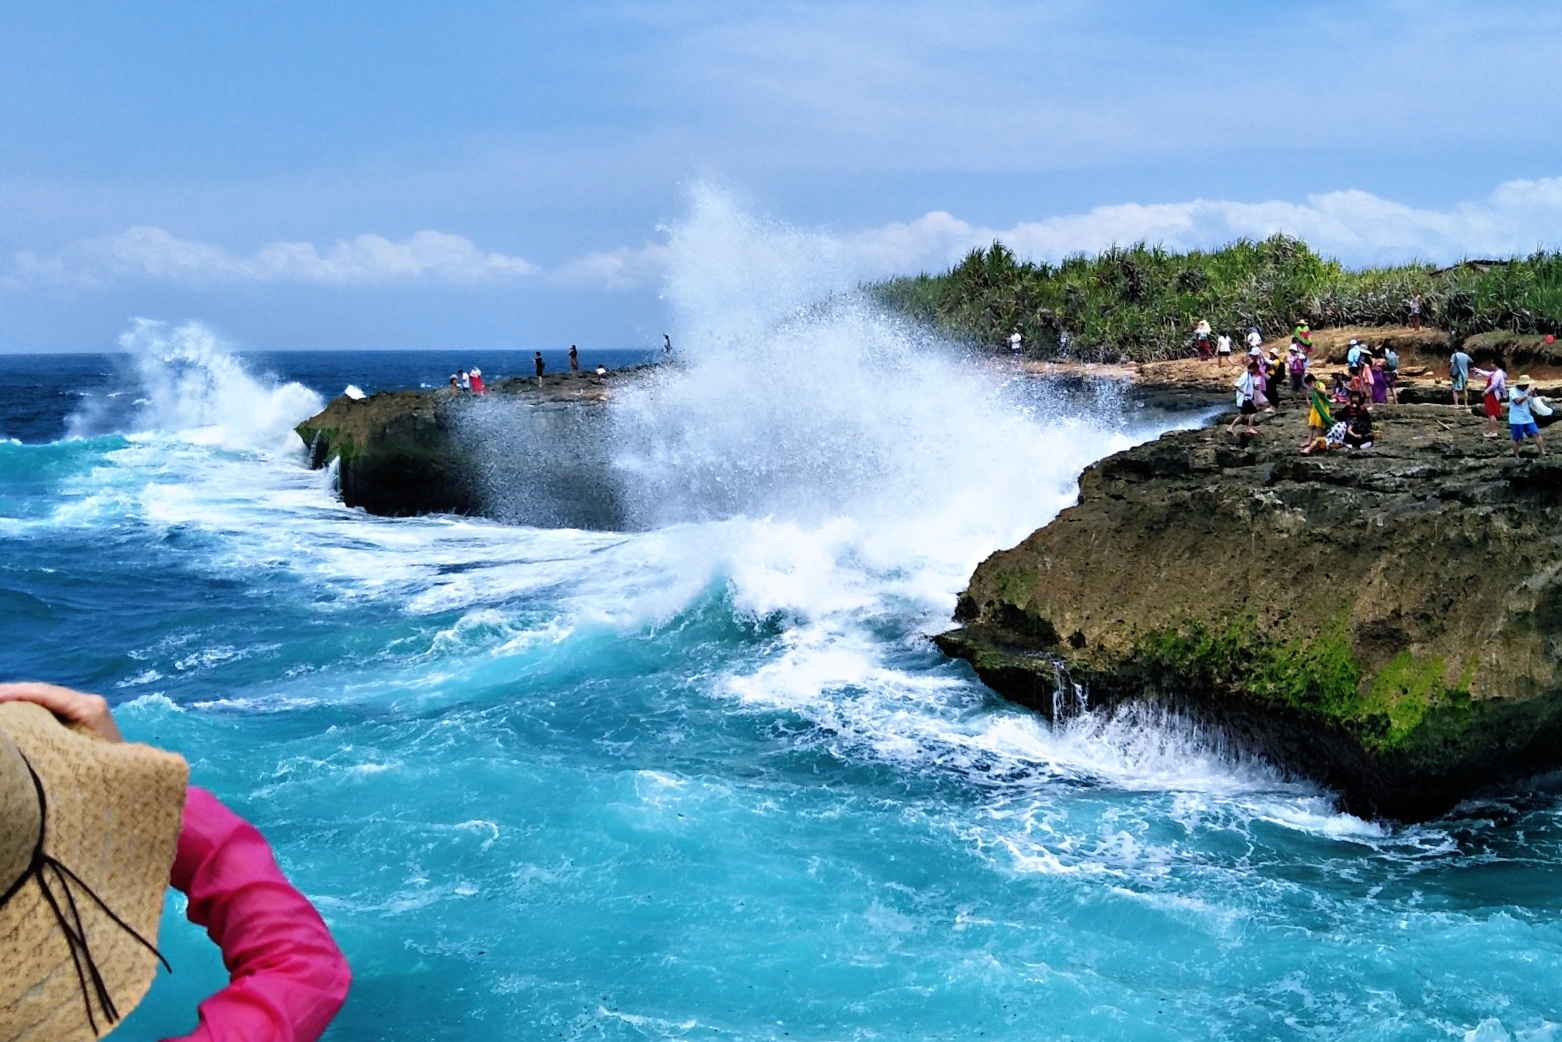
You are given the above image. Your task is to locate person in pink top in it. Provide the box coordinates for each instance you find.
[0,681,351,1042]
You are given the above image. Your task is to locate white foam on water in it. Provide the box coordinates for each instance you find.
[27,191,1382,858]
[68,319,322,455]
[602,187,1314,816]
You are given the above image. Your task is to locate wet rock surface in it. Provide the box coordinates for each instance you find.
[937,399,1562,821]
[295,371,628,526]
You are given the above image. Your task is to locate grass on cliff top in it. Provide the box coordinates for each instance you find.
[876,235,1562,362]
[1134,617,1473,755]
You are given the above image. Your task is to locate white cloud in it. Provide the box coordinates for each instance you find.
[15,175,1562,300]
[551,243,670,292]
[836,176,1562,274]
[15,227,541,286]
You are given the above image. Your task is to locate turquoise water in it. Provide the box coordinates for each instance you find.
[5,209,1562,1041]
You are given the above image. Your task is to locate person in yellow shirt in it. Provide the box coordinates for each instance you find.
[1300,373,1334,454]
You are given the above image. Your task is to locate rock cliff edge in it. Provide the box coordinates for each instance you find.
[936,403,1562,820]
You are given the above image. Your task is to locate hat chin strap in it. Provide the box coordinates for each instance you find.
[0,759,171,1036]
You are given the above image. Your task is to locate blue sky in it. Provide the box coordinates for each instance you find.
[4,1,1562,351]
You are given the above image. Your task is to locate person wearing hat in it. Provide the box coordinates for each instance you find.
[1508,376,1547,459]
[469,366,486,394]
[1287,343,1308,392]
[1292,320,1313,355]
[0,682,350,1041]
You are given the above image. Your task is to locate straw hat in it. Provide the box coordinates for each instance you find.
[1519,375,1533,385]
[0,701,188,1041]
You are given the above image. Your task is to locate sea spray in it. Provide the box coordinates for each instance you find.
[67,319,321,454]
[6,345,1556,1036]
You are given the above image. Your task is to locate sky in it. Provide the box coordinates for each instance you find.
[4,1,1562,352]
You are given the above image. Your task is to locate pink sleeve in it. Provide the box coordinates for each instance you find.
[160,787,352,1042]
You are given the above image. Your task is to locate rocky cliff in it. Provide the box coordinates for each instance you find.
[295,373,624,526]
[936,399,1562,821]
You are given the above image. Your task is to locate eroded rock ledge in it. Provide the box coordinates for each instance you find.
[936,402,1562,821]
[295,372,621,521]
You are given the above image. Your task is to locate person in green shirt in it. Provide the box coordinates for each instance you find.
[1301,373,1334,454]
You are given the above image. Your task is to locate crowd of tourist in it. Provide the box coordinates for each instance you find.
[1201,321,1552,459]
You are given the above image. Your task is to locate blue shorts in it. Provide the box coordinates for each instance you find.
[1512,421,1541,441]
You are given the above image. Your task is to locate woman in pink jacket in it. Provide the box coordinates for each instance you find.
[0,681,351,1041]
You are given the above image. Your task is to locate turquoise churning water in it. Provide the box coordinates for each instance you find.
[5,202,1562,1041]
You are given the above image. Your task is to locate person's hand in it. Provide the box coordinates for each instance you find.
[0,682,124,743]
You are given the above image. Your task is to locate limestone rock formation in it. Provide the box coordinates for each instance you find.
[295,373,625,525]
[937,402,1562,820]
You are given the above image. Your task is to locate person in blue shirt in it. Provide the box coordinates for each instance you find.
[1508,375,1547,459]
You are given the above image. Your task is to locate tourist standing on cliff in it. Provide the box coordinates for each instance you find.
[569,345,580,372]
[663,333,672,359]
[1449,346,1473,409]
[1410,293,1424,330]
[1509,375,1546,458]
[1292,321,1314,355]
[1193,319,1212,360]
[1229,361,1261,436]
[469,367,486,394]
[534,351,545,383]
[458,369,471,392]
[1382,343,1400,403]
[1369,356,1389,404]
[1264,350,1284,410]
[1474,361,1507,438]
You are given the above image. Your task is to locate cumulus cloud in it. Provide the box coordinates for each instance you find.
[841,177,1562,274]
[551,243,670,292]
[15,227,541,286]
[15,176,1562,298]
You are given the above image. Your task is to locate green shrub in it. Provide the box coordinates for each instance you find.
[875,237,1562,362]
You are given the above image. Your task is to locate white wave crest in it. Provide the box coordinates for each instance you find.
[68,319,321,454]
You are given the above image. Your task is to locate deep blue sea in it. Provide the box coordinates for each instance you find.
[3,310,1561,1042]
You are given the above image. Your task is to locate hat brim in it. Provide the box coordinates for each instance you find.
[0,702,187,1042]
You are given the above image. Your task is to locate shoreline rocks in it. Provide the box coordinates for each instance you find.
[295,371,624,521]
[935,401,1562,820]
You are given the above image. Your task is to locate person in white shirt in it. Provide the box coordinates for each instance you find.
[1508,375,1546,458]
[1228,361,1262,436]
[1008,330,1022,354]
[1216,333,1232,366]
[1246,327,1263,354]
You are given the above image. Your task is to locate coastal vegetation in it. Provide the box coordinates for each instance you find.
[878,236,1562,361]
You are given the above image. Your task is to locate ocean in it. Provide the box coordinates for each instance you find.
[3,206,1561,1042]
